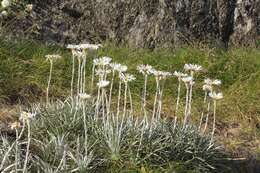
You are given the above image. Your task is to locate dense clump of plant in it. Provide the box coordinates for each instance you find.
[0,43,229,172]
[0,99,227,172]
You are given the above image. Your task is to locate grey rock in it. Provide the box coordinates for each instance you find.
[0,0,259,48]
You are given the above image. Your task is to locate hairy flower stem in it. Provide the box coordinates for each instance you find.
[22,120,30,173]
[123,82,128,117]
[183,84,189,128]
[91,64,96,93]
[199,92,207,130]
[152,78,159,121]
[101,88,105,120]
[108,70,115,113]
[203,101,211,134]
[143,75,148,118]
[46,60,53,105]
[175,80,181,116]
[80,58,85,94]
[210,101,217,144]
[128,87,133,116]
[71,55,75,109]
[95,87,101,120]
[117,80,122,116]
[82,57,86,93]
[187,82,193,124]
[77,58,82,107]
[157,82,164,120]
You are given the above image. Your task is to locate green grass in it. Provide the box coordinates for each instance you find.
[0,39,260,157]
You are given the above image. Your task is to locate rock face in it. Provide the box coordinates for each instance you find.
[1,0,259,48]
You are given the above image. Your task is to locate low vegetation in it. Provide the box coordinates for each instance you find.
[0,39,260,172]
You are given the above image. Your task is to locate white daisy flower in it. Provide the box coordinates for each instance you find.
[25,4,33,12]
[173,71,188,79]
[19,111,36,121]
[1,0,11,8]
[99,56,112,66]
[112,64,128,72]
[150,69,171,79]
[10,121,21,130]
[71,49,85,58]
[1,10,8,16]
[45,54,62,61]
[79,93,92,100]
[184,64,203,72]
[97,80,110,88]
[204,78,213,85]
[93,58,101,65]
[120,73,136,82]
[110,63,119,70]
[137,64,153,75]
[156,71,171,81]
[202,84,212,91]
[181,76,193,83]
[209,92,223,100]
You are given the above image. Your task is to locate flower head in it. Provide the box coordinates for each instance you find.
[150,69,171,80]
[204,78,222,86]
[93,58,101,65]
[181,76,193,83]
[45,54,62,61]
[173,71,188,79]
[99,56,112,66]
[79,93,92,100]
[19,111,36,121]
[202,84,212,91]
[120,73,136,82]
[97,80,110,88]
[25,4,33,12]
[72,49,85,59]
[1,10,7,16]
[137,64,153,75]
[1,0,11,8]
[111,63,128,72]
[10,121,21,130]
[184,64,203,72]
[209,92,223,100]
